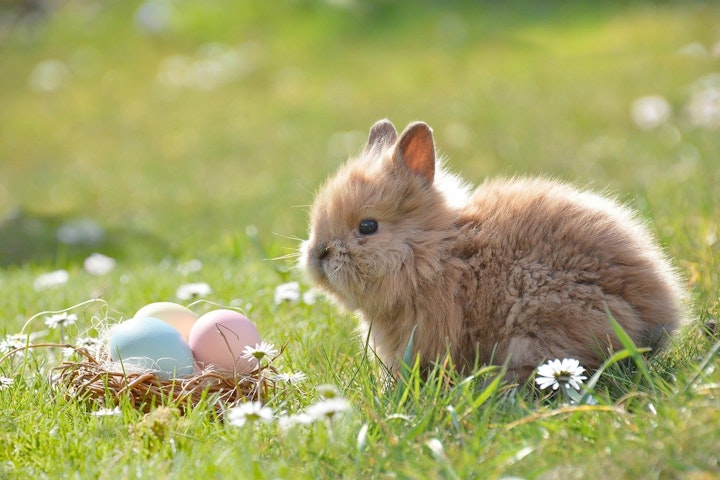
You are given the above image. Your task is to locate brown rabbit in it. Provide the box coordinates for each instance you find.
[301,119,685,381]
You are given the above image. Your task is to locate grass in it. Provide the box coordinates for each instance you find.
[1,0,719,478]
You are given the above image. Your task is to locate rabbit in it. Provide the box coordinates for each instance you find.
[300,119,685,381]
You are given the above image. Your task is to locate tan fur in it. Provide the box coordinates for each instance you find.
[301,119,685,381]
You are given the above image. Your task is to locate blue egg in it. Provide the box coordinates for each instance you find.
[109,316,195,379]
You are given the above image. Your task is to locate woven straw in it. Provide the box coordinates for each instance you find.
[1,343,280,414]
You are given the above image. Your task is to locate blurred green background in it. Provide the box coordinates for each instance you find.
[1,0,718,279]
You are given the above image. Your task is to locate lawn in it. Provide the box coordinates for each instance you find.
[1,0,719,478]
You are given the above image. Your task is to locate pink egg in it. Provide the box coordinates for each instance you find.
[188,309,261,373]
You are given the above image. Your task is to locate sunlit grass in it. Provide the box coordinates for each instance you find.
[1,0,719,478]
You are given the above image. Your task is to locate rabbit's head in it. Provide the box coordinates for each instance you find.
[301,120,462,313]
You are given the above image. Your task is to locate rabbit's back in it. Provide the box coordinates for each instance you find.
[452,177,684,377]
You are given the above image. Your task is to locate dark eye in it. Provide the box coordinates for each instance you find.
[358,219,378,235]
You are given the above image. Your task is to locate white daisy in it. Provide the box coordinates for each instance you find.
[91,406,121,417]
[241,342,278,363]
[687,78,720,129]
[306,397,351,422]
[0,334,27,355]
[630,95,671,130]
[0,377,14,390]
[44,312,78,329]
[176,282,212,300]
[33,269,69,290]
[274,371,307,384]
[302,289,318,305]
[83,253,116,276]
[274,281,300,304]
[76,336,101,355]
[535,358,587,391]
[177,259,203,275]
[226,401,273,427]
[316,384,341,399]
[277,412,314,431]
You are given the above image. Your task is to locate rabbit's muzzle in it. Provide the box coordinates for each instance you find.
[304,240,348,284]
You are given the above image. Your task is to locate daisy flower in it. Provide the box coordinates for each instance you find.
[274,371,308,384]
[226,401,273,427]
[277,413,314,431]
[274,281,300,305]
[630,95,671,130]
[302,289,318,305]
[33,270,69,290]
[0,334,27,355]
[306,397,351,422]
[535,358,587,391]
[91,406,121,417]
[241,342,278,363]
[0,377,14,390]
[76,337,101,355]
[687,82,720,129]
[83,253,116,276]
[44,313,78,329]
[64,336,101,360]
[177,259,203,275]
[176,282,212,301]
[316,384,341,399]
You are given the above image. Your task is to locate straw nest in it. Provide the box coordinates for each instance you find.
[1,343,281,414]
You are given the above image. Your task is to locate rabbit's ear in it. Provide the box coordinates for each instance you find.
[397,122,435,184]
[365,119,398,153]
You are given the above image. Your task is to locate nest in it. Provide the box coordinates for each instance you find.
[2,343,280,414]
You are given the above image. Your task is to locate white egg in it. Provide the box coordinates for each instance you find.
[134,302,198,340]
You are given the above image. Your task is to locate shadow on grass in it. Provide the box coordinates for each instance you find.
[0,208,169,267]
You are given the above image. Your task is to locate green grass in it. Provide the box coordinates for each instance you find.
[1,0,719,478]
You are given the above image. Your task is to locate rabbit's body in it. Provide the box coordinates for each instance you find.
[302,120,684,380]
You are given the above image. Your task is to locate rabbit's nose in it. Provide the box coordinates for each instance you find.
[316,244,331,260]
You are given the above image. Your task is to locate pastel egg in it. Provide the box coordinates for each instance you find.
[134,302,198,340]
[109,316,195,380]
[188,309,261,373]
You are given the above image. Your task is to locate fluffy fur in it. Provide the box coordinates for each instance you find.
[301,119,685,380]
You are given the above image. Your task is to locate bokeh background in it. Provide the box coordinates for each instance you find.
[1,0,718,284]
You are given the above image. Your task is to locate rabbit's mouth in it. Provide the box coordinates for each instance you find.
[301,239,332,281]
[302,239,356,300]
[312,242,345,283]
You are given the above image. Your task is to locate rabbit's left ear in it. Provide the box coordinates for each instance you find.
[365,119,398,153]
[396,121,435,184]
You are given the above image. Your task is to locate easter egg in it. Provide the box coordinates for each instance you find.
[188,309,261,373]
[109,316,195,379]
[134,302,197,340]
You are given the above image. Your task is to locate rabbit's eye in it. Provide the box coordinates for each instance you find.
[358,219,378,235]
